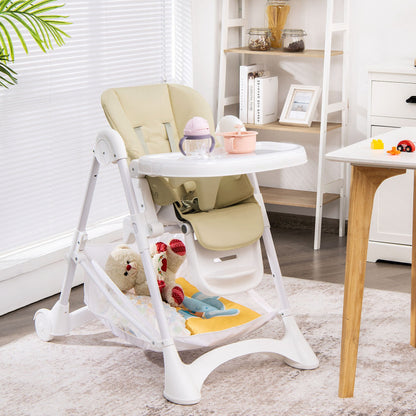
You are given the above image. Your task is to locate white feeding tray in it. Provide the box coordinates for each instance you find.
[132,141,307,178]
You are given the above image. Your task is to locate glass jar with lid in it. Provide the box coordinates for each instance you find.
[282,29,306,52]
[266,0,290,48]
[248,28,271,51]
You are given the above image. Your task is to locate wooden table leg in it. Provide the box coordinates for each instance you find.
[339,165,406,398]
[411,170,416,347]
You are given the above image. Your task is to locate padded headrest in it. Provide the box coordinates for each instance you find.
[101,84,215,160]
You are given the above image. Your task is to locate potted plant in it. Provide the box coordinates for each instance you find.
[0,0,70,87]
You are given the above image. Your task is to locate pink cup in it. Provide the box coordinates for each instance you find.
[222,130,258,154]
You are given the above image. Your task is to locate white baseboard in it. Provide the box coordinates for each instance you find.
[0,218,123,316]
[0,258,85,316]
[367,241,412,264]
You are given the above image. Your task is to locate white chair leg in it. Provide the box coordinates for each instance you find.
[248,172,319,368]
[163,344,202,405]
[165,322,318,405]
[34,157,100,341]
[117,158,177,346]
[281,315,319,369]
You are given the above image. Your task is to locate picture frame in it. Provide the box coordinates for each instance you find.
[279,85,321,127]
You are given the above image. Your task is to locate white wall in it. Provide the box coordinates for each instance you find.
[191,0,416,218]
[191,0,221,114]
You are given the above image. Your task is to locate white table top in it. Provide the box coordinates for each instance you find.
[326,127,416,169]
[133,141,307,178]
[368,63,416,76]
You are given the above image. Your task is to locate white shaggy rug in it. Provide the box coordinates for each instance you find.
[2,276,416,416]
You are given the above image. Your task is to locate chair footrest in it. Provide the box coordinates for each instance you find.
[184,236,264,296]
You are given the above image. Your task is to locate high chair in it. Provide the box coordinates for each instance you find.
[34,83,319,405]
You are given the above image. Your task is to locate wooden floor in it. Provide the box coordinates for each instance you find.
[0,227,411,346]
[266,228,411,293]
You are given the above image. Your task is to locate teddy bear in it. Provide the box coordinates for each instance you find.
[104,239,185,307]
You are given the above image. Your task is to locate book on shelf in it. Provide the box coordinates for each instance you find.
[239,63,264,123]
[254,75,278,125]
[247,69,269,123]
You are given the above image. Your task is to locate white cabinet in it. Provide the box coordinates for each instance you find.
[367,66,416,263]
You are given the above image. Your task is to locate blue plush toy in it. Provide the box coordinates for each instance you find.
[178,291,239,319]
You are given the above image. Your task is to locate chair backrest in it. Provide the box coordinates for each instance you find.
[101,84,215,160]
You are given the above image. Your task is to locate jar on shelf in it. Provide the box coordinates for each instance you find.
[248,28,271,51]
[282,29,306,52]
[266,0,290,48]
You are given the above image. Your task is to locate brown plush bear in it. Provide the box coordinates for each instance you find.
[104,240,185,306]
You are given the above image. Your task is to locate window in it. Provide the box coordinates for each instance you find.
[0,0,192,256]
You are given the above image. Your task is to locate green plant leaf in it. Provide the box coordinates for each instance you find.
[0,0,70,53]
[23,0,63,13]
[0,1,11,13]
[0,0,70,87]
[0,49,17,87]
[0,21,12,57]
[1,15,27,54]
[10,12,45,51]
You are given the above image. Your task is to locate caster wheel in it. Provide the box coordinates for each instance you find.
[34,309,54,342]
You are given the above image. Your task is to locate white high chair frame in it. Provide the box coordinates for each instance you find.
[34,127,319,405]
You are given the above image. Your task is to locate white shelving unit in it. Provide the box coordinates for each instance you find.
[217,0,350,250]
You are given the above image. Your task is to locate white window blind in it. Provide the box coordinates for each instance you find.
[0,0,192,255]
[174,0,193,85]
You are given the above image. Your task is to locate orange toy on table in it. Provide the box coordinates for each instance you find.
[387,146,401,155]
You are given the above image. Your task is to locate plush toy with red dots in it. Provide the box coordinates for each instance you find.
[104,239,185,307]
[151,239,186,306]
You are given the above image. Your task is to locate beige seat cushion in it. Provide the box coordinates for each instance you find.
[179,199,264,251]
